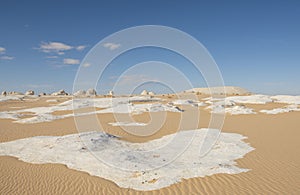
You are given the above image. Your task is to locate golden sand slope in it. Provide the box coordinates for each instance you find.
[0,97,299,194]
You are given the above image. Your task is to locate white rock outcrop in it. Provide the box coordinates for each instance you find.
[51,89,67,96]
[1,91,6,96]
[25,90,34,95]
[108,91,114,96]
[141,90,148,96]
[8,91,24,95]
[86,88,97,96]
[74,89,97,97]
[148,91,155,96]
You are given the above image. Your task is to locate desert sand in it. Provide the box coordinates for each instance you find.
[0,94,299,194]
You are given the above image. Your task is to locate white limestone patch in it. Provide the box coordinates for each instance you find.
[226,95,273,104]
[260,104,300,114]
[98,103,182,115]
[172,99,206,107]
[204,94,300,115]
[225,106,255,115]
[0,95,23,102]
[204,95,272,115]
[205,98,255,115]
[271,95,300,105]
[2,94,299,123]
[205,95,273,105]
[0,128,254,191]
[0,96,181,123]
[0,112,22,120]
[206,104,255,115]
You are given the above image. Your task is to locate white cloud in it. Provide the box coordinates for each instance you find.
[0,56,14,60]
[38,42,87,55]
[39,42,73,53]
[63,58,80,65]
[103,43,121,50]
[0,47,14,60]
[76,45,87,51]
[0,47,6,54]
[82,63,91,68]
[46,56,58,59]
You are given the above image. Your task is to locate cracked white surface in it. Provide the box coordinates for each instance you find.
[0,96,181,123]
[260,105,300,114]
[0,128,254,191]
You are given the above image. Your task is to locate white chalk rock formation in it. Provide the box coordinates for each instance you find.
[148,91,155,96]
[108,90,114,96]
[51,89,67,96]
[141,90,148,96]
[86,88,97,96]
[25,90,34,95]
[8,91,24,95]
[1,91,7,96]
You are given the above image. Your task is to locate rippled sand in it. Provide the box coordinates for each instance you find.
[0,95,299,194]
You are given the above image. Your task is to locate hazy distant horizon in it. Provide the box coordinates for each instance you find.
[1,85,300,96]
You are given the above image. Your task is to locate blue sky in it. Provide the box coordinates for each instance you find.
[0,0,300,95]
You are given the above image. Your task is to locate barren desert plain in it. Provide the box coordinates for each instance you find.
[0,89,299,194]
